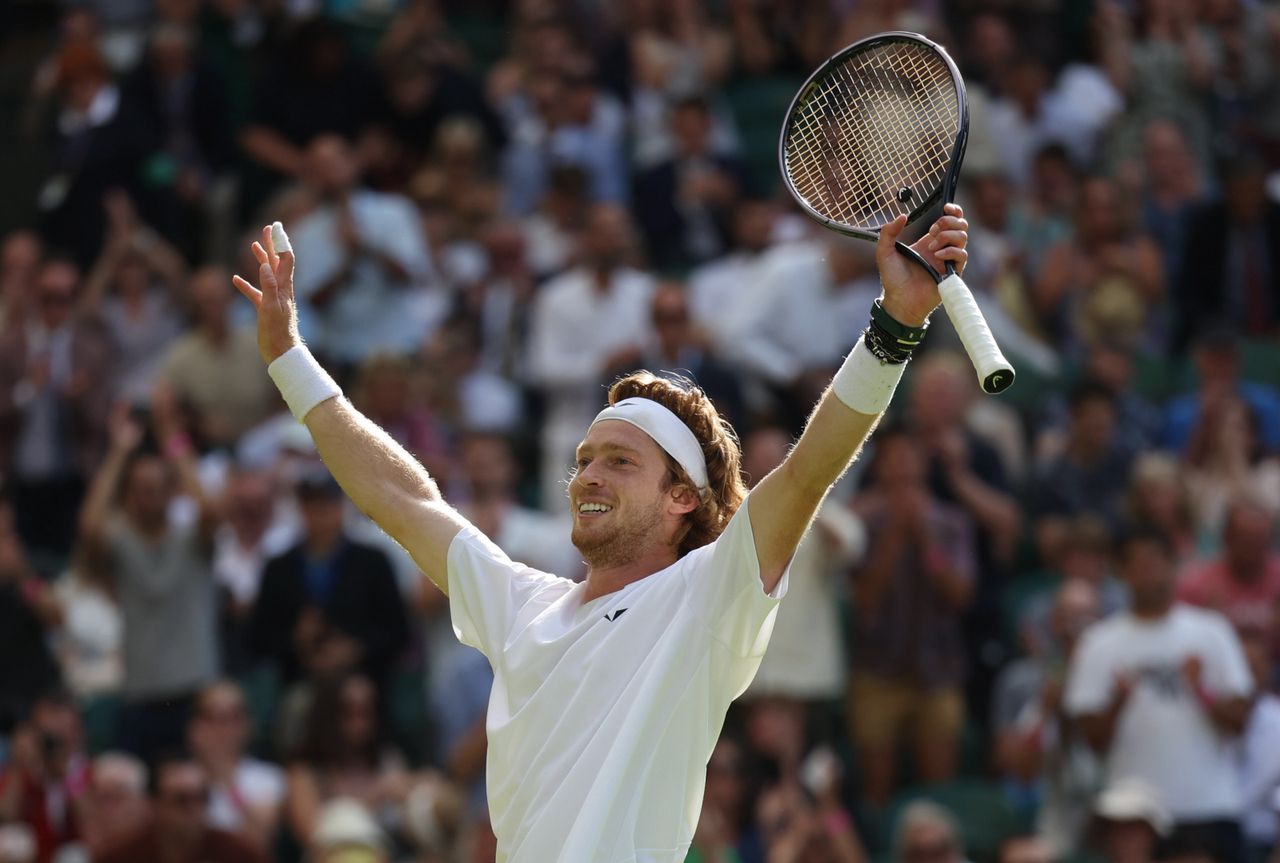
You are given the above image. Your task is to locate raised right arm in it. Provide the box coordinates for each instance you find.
[233,223,466,593]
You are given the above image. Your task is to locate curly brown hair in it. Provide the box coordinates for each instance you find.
[606,371,747,557]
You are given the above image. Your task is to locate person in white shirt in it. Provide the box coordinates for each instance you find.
[1064,527,1253,862]
[288,135,437,366]
[526,203,656,511]
[188,680,285,853]
[232,204,970,862]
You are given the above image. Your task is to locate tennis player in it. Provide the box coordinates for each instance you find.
[233,205,968,862]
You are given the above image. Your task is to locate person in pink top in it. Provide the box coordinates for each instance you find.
[1178,495,1280,637]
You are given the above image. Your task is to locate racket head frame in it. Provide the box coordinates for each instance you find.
[778,30,970,280]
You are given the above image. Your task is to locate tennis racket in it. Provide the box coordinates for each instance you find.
[779,31,1015,395]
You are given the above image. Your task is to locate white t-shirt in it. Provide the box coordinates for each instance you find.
[206,758,286,832]
[1064,605,1253,820]
[448,498,788,862]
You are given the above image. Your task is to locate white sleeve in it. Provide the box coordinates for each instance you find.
[1064,625,1115,716]
[1205,615,1254,698]
[682,496,791,658]
[447,526,570,662]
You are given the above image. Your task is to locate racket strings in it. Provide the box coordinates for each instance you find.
[785,41,959,229]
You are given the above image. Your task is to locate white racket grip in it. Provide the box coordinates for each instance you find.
[937,273,1016,394]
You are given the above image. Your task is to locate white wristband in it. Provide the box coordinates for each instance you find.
[831,337,906,415]
[268,346,342,421]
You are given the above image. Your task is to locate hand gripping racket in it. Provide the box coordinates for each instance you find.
[779,31,1015,394]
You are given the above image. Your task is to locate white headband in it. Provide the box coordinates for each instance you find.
[590,397,708,490]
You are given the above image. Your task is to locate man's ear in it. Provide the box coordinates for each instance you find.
[667,483,700,517]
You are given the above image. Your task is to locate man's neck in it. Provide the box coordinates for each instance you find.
[1131,599,1173,621]
[582,547,678,603]
[305,535,342,559]
[200,323,229,346]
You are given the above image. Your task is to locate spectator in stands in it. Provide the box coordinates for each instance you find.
[623,282,744,431]
[693,737,760,863]
[908,351,1022,563]
[0,257,114,570]
[239,19,381,194]
[1093,779,1171,863]
[462,220,537,379]
[289,134,436,368]
[1237,627,1280,860]
[633,95,750,270]
[250,468,410,692]
[687,199,775,351]
[1140,120,1205,293]
[122,21,235,261]
[849,425,976,806]
[526,203,654,509]
[37,41,159,267]
[1065,528,1253,862]
[77,752,150,859]
[499,61,628,215]
[1033,175,1166,355]
[1036,340,1162,458]
[79,397,219,759]
[0,519,61,729]
[370,45,505,190]
[742,425,861,705]
[159,266,277,448]
[1184,399,1280,540]
[1177,155,1280,346]
[78,190,186,402]
[1124,453,1198,563]
[285,673,411,849]
[1033,380,1135,528]
[520,164,588,281]
[94,751,267,863]
[211,466,292,673]
[1179,496,1280,636]
[0,230,42,332]
[1021,515,1128,650]
[892,801,964,863]
[187,681,283,853]
[993,579,1103,858]
[0,690,89,863]
[49,539,122,700]
[1162,324,1280,455]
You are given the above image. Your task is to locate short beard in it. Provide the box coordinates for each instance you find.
[572,492,666,570]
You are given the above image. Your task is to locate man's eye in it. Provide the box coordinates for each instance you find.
[577,458,591,468]
[614,457,632,466]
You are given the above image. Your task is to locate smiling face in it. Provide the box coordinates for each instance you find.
[569,420,690,570]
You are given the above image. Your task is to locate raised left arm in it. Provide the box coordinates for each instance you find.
[748,206,968,591]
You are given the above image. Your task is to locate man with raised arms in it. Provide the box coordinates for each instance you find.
[232,205,969,862]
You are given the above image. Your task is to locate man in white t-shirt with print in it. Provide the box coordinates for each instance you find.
[1065,528,1254,863]
[232,207,971,861]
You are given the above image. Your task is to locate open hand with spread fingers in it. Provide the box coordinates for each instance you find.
[232,222,302,364]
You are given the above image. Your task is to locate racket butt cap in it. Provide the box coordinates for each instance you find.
[982,368,1015,394]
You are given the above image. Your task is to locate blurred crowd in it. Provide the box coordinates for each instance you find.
[0,0,1279,862]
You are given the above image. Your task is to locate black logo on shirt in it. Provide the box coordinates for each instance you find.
[604,608,629,622]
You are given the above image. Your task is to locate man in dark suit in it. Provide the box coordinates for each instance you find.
[1176,156,1280,349]
[633,96,752,271]
[250,468,409,691]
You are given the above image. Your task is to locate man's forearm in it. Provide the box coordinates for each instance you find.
[751,387,882,589]
[303,395,465,590]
